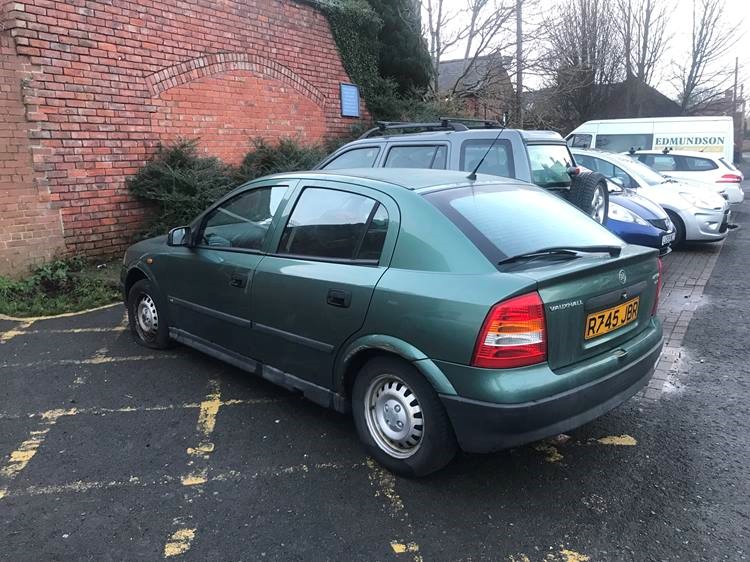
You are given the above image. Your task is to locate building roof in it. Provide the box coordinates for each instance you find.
[438,54,512,95]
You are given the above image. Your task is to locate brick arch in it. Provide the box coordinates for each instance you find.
[145,53,326,109]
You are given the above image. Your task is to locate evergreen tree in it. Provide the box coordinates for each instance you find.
[366,0,432,93]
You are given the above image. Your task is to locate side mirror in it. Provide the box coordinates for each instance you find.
[607,178,624,193]
[167,226,191,247]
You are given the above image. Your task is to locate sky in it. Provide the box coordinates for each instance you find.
[431,0,750,103]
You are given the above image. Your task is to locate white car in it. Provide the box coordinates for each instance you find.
[572,149,730,245]
[625,149,745,204]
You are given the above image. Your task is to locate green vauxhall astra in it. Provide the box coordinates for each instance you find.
[121,168,663,476]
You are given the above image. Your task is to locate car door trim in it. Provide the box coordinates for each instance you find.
[168,295,254,329]
[253,322,335,353]
[169,328,348,412]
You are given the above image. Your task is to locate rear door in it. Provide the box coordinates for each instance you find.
[249,181,399,388]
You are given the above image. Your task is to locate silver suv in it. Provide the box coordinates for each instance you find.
[316,120,610,223]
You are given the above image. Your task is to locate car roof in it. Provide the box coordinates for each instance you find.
[341,128,564,145]
[630,149,721,158]
[263,167,525,192]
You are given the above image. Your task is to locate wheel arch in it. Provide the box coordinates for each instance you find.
[336,335,458,400]
[123,264,160,299]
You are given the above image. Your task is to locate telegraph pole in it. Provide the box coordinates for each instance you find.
[515,0,523,127]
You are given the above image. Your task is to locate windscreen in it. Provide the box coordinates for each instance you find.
[425,184,623,262]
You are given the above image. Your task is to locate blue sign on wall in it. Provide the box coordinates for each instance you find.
[340,83,360,118]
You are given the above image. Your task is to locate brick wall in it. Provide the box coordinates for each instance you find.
[0,0,363,275]
[0,31,64,275]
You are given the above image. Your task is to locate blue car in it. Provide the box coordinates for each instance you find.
[606,185,675,255]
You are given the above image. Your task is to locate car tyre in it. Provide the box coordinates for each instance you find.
[567,171,609,224]
[352,356,458,477]
[665,210,686,247]
[127,279,171,349]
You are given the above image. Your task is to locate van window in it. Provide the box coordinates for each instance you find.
[459,139,514,178]
[384,145,447,169]
[595,134,653,153]
[567,134,592,148]
[322,147,380,170]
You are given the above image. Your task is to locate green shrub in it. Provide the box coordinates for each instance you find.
[0,257,120,317]
[236,138,326,183]
[127,138,332,237]
[126,139,239,237]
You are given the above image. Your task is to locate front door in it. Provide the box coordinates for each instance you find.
[154,181,295,357]
[249,181,398,388]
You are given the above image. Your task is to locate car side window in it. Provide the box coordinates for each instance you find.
[278,187,388,262]
[322,147,380,170]
[384,145,447,169]
[201,186,287,250]
[680,156,718,171]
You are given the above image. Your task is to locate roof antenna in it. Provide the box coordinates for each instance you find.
[467,110,508,181]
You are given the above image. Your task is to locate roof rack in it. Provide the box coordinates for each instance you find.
[358,119,469,139]
[439,116,504,129]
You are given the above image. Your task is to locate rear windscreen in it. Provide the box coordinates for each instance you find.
[425,184,623,262]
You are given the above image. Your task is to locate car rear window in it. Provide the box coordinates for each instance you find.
[681,156,718,171]
[425,184,622,262]
[719,157,737,171]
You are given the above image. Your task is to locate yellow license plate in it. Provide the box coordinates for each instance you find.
[584,297,640,340]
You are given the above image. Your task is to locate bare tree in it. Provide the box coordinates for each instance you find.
[617,0,670,85]
[671,0,743,114]
[539,0,624,127]
[421,0,516,95]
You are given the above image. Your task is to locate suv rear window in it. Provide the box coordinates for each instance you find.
[322,147,380,170]
[459,139,514,178]
[425,184,621,262]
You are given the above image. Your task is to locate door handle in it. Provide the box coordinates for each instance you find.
[229,273,247,289]
[327,289,351,308]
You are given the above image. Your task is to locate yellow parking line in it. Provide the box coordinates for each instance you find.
[0,409,67,501]
[0,397,285,422]
[595,434,637,446]
[163,380,223,557]
[3,462,360,500]
[366,459,423,562]
[2,354,180,369]
[0,302,121,322]
[164,528,196,557]
[0,320,35,343]
[23,327,128,335]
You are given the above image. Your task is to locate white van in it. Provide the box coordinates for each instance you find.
[566,116,734,162]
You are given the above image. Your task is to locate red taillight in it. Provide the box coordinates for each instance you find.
[651,258,663,315]
[472,292,547,369]
[717,174,742,183]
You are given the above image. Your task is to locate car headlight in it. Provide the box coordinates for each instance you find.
[679,191,722,210]
[608,202,648,225]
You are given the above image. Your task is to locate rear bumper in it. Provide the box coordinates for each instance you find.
[440,339,662,453]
